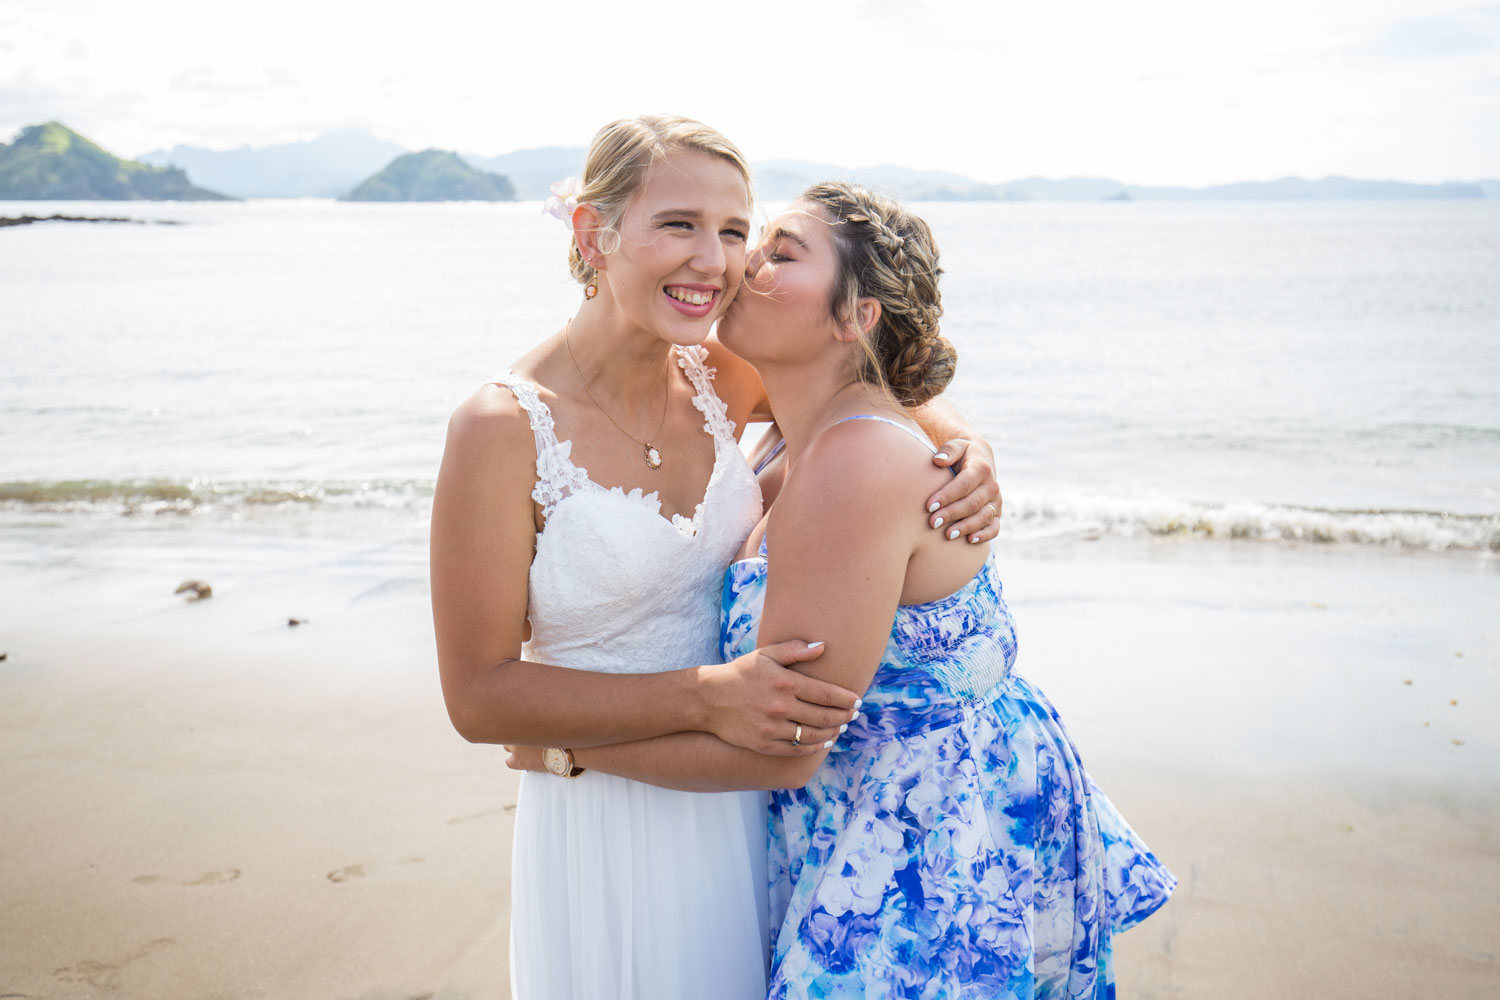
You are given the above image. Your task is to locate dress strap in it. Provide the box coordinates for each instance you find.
[833,414,957,476]
[675,345,738,445]
[487,371,593,521]
[752,437,786,475]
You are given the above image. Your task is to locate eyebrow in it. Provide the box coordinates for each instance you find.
[651,209,752,231]
[771,226,809,249]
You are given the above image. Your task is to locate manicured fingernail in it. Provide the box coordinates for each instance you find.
[808,641,824,649]
[934,452,949,461]
[823,739,835,748]
[969,535,982,544]
[947,528,960,540]
[927,501,940,513]
[839,723,848,733]
[932,516,944,529]
[854,697,863,709]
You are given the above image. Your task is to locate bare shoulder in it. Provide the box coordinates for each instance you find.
[435,382,547,508]
[779,418,948,529]
[446,382,539,460]
[700,335,767,426]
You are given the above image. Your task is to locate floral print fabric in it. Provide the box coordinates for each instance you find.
[721,550,1175,999]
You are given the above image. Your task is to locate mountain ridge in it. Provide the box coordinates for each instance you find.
[115,127,1500,202]
[0,122,231,201]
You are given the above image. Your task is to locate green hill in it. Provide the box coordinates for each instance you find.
[344,149,515,201]
[0,122,233,200]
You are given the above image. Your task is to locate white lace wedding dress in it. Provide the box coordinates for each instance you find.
[490,345,768,1000]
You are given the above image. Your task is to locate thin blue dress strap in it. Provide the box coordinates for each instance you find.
[833,414,959,477]
[752,437,786,475]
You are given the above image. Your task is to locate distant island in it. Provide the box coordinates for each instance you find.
[343,150,515,202]
[0,122,231,201]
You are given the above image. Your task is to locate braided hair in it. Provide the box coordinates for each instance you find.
[800,182,954,407]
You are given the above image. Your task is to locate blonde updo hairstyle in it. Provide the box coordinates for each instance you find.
[568,115,753,286]
[800,182,954,408]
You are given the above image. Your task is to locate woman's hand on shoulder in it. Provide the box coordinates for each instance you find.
[926,437,1001,545]
[909,397,1002,544]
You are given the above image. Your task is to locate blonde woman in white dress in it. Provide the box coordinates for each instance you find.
[429,115,1001,1000]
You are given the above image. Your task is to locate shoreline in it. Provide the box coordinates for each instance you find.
[0,213,179,227]
[1,528,1497,997]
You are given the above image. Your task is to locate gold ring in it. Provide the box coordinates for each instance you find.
[984,502,998,519]
[792,725,802,747]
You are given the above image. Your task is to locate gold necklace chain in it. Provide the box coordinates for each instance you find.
[564,320,668,470]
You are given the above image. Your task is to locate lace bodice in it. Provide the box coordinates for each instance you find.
[490,345,762,675]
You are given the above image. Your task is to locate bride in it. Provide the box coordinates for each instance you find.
[429,115,1001,999]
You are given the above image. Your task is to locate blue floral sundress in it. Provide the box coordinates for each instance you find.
[721,539,1175,999]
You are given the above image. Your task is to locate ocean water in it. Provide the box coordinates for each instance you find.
[2,198,1498,553]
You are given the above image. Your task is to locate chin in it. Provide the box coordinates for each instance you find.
[654,318,717,348]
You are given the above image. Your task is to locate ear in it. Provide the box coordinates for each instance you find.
[832,297,881,343]
[572,202,609,272]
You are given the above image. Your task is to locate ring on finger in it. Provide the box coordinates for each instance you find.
[792,724,803,747]
[984,502,998,519]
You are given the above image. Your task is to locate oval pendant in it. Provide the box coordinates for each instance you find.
[644,445,662,470]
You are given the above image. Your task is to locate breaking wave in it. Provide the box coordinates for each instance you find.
[4,479,1496,551]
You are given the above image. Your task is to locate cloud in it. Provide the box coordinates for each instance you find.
[1362,12,1497,58]
[170,65,300,94]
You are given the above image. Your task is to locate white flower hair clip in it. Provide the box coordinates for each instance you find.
[543,176,583,224]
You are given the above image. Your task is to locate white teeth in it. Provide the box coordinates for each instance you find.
[666,288,713,306]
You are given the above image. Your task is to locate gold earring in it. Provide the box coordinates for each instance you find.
[584,282,598,300]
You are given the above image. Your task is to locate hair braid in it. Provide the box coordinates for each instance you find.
[800,182,954,406]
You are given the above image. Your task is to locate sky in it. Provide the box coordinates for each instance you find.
[2,0,1497,186]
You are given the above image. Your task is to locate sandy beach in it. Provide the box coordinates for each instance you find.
[1,526,1496,999]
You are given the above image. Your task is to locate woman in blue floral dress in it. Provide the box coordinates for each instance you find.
[513,181,1174,998]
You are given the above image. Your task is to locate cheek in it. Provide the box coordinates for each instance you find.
[723,250,748,294]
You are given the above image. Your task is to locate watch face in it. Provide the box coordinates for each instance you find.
[543,748,570,776]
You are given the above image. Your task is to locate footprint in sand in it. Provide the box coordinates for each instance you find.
[327,863,368,883]
[447,805,515,824]
[54,938,174,990]
[133,869,240,887]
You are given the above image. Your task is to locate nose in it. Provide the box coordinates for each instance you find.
[690,231,728,277]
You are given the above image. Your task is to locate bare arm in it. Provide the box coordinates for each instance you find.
[431,385,857,752]
[525,422,944,791]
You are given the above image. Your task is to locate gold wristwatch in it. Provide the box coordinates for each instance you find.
[542,747,584,778]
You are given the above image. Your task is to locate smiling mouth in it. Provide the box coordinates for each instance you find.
[664,286,717,306]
